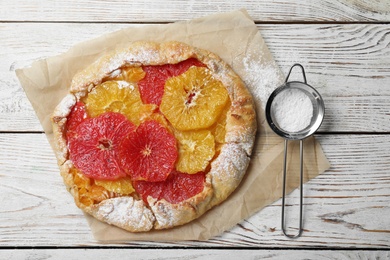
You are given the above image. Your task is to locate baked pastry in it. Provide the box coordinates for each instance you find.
[51,41,256,232]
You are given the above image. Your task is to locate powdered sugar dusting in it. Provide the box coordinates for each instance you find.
[108,68,121,78]
[116,80,134,90]
[54,94,76,117]
[125,47,160,64]
[95,197,155,232]
[211,143,249,184]
[208,142,250,205]
[242,54,284,110]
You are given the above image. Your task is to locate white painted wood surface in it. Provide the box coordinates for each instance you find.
[0,0,389,258]
[2,23,390,132]
[1,249,389,260]
[1,0,390,22]
[1,134,389,248]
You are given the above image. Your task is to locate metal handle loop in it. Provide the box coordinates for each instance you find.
[285,63,307,84]
[281,139,304,238]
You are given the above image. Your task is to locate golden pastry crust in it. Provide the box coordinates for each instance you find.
[51,41,256,232]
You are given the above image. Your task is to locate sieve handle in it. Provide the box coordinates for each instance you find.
[281,139,304,238]
[285,63,307,84]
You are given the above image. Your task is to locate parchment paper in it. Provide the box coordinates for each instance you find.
[16,9,330,241]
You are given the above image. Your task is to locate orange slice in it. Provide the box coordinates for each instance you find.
[209,101,230,144]
[71,167,112,206]
[138,58,205,105]
[112,67,145,82]
[83,80,157,125]
[160,67,229,131]
[175,129,215,174]
[141,111,173,134]
[95,177,134,195]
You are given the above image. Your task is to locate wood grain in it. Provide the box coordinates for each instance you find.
[1,1,389,254]
[0,249,388,259]
[2,23,390,132]
[1,0,390,22]
[0,133,389,247]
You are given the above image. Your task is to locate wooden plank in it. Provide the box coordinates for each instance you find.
[1,0,390,22]
[260,24,390,133]
[2,23,390,132]
[1,23,131,132]
[0,133,389,247]
[0,249,389,259]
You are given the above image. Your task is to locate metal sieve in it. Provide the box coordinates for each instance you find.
[265,64,325,238]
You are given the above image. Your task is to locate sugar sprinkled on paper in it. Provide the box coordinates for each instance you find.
[242,54,284,110]
[271,88,313,133]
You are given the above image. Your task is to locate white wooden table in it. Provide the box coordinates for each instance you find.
[1,1,389,258]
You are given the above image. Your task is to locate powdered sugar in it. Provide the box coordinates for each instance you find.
[116,80,134,90]
[53,94,76,117]
[108,68,121,78]
[95,197,155,232]
[242,55,284,110]
[271,88,313,132]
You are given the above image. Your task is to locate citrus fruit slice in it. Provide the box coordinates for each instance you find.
[95,177,135,195]
[168,58,206,76]
[112,66,146,82]
[134,170,206,204]
[119,120,178,182]
[209,101,230,144]
[138,64,170,105]
[138,58,205,105]
[141,111,173,133]
[71,167,112,206]
[68,112,136,180]
[88,184,112,204]
[175,129,215,174]
[66,101,88,139]
[72,166,92,207]
[160,66,229,131]
[83,80,157,125]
